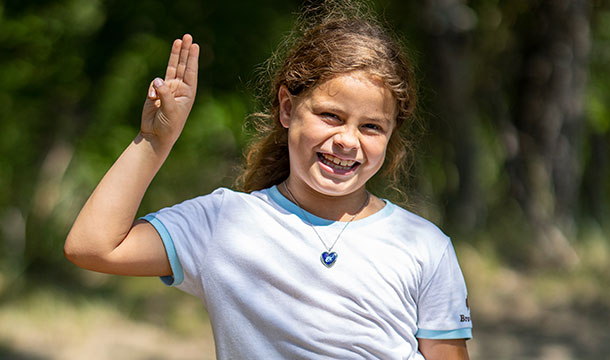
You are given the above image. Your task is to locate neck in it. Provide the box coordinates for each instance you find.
[281,178,371,221]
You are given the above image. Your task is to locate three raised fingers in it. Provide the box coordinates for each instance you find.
[165,34,198,82]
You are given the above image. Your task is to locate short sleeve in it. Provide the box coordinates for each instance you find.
[416,242,472,339]
[140,188,226,299]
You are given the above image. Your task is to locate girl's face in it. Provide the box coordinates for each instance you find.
[279,71,397,197]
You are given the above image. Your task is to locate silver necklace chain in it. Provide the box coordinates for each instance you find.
[283,182,370,253]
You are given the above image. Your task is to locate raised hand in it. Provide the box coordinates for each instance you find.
[65,34,199,277]
[141,34,200,148]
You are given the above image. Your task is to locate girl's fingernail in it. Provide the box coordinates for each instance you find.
[149,88,156,97]
[153,78,164,88]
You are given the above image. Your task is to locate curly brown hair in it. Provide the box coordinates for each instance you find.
[238,1,418,198]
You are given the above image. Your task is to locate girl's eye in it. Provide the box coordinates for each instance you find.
[363,123,382,132]
[321,112,340,120]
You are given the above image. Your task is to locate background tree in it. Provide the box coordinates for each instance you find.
[506,0,591,266]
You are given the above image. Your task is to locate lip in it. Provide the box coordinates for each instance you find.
[317,152,360,175]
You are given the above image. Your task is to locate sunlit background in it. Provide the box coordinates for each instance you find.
[1,0,609,359]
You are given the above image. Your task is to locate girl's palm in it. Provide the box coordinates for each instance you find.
[141,34,200,146]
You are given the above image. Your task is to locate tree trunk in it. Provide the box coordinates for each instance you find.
[508,0,591,266]
[420,0,483,232]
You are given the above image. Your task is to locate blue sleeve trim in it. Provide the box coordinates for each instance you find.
[416,328,472,340]
[140,214,184,287]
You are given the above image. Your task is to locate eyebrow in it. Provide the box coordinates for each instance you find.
[312,103,345,116]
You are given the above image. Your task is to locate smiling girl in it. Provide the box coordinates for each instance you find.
[65,2,472,359]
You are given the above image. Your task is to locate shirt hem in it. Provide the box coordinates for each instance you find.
[140,214,184,286]
[416,328,472,340]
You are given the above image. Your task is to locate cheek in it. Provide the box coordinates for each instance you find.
[287,127,318,160]
[289,119,327,147]
[366,137,391,161]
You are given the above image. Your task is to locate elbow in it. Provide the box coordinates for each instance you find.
[63,242,101,271]
[64,230,119,274]
[63,231,102,270]
[63,232,85,267]
[63,241,79,266]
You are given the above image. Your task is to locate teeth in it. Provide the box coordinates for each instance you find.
[325,154,340,165]
[321,154,356,169]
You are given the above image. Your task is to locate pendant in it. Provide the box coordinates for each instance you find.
[320,251,338,267]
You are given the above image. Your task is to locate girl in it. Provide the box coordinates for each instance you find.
[65,3,472,359]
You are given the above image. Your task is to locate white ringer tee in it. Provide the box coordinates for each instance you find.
[142,186,472,359]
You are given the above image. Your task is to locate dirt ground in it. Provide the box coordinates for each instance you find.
[1,244,609,359]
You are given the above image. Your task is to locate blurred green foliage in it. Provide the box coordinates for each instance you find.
[0,0,609,280]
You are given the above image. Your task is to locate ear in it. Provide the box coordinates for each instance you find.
[278,85,293,129]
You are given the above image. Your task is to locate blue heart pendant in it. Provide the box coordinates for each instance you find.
[320,251,338,267]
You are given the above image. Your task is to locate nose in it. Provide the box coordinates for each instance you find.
[333,125,359,151]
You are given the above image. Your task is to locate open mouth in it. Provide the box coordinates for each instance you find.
[317,153,360,171]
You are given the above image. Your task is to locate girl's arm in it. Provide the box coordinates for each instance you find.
[418,338,470,360]
[64,34,200,276]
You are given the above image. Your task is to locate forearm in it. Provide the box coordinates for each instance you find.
[418,339,469,360]
[65,133,171,268]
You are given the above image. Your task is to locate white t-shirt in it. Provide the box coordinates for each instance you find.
[142,186,472,359]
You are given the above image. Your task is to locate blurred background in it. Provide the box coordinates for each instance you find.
[1,0,609,359]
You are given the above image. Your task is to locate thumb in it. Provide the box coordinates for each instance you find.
[152,78,176,112]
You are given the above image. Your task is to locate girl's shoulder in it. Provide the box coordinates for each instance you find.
[184,186,271,202]
[185,186,280,212]
[379,200,451,246]
[150,187,279,227]
[212,186,276,204]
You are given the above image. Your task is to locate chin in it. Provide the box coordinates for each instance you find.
[310,174,365,196]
